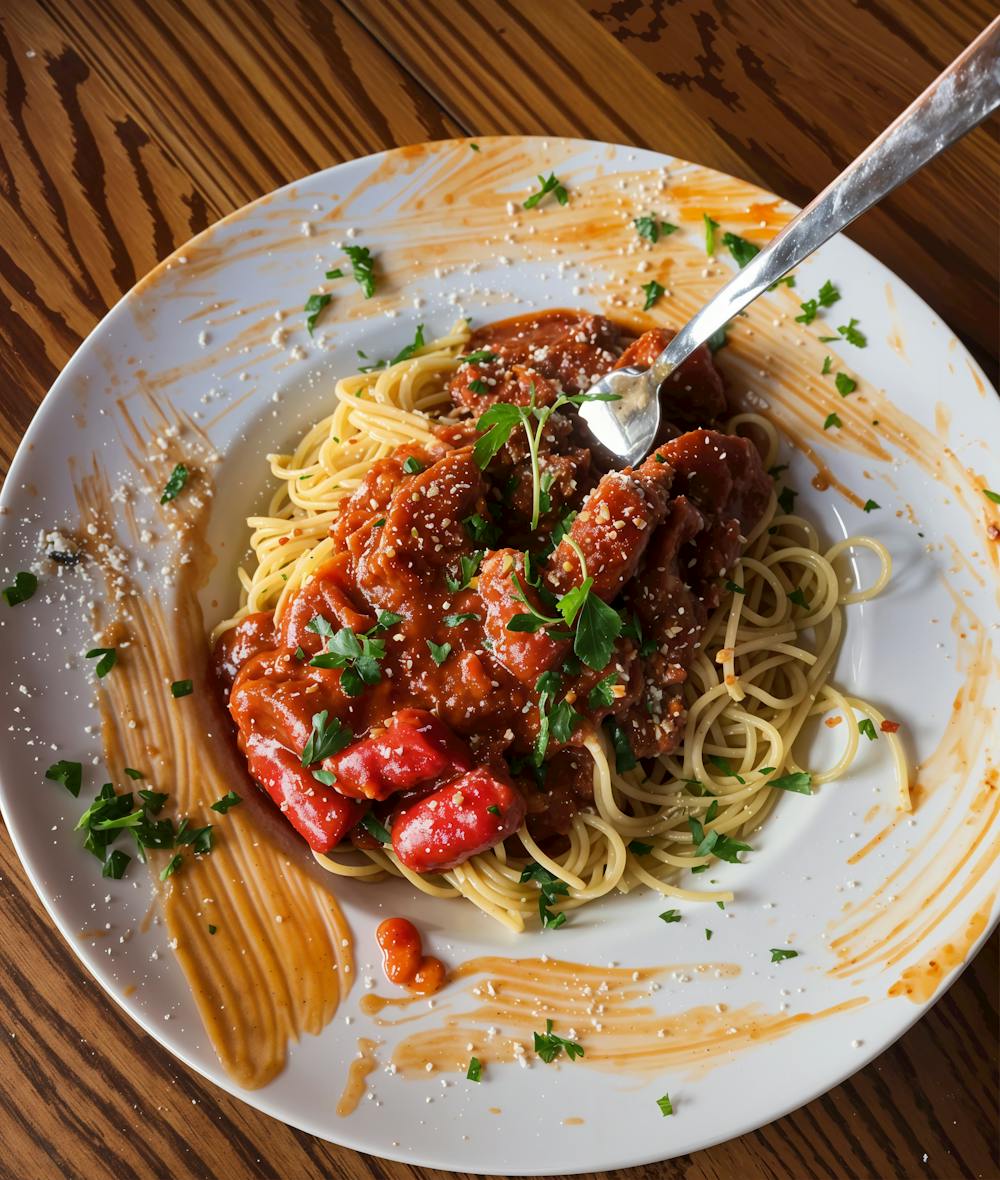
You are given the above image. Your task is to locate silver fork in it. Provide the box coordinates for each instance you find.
[579,16,1000,467]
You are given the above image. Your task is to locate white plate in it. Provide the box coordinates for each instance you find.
[1,137,997,1174]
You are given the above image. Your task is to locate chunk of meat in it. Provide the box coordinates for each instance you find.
[655,429,771,531]
[392,766,526,872]
[278,553,376,654]
[547,459,674,600]
[214,611,275,689]
[453,311,621,400]
[243,731,366,853]
[355,447,485,610]
[329,708,473,801]
[614,328,727,425]
[451,361,560,418]
[330,446,434,552]
[477,549,567,684]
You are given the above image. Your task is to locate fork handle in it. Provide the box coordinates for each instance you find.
[649,15,1000,386]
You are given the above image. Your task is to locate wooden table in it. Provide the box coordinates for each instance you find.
[1,2,996,1177]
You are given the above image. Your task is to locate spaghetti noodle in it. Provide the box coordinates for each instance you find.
[214,316,906,933]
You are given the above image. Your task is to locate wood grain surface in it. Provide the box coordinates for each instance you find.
[0,2,997,1178]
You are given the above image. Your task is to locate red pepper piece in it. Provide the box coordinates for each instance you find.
[391,766,526,873]
[244,732,365,853]
[330,708,473,801]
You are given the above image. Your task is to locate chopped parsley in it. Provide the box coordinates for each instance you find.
[788,587,810,608]
[823,412,842,430]
[657,1093,674,1117]
[303,293,331,335]
[426,639,452,666]
[587,673,617,709]
[768,274,796,290]
[724,579,745,594]
[102,849,131,879]
[862,499,880,513]
[706,323,729,353]
[486,804,501,817]
[634,215,678,243]
[208,924,218,935]
[443,612,479,627]
[402,455,425,475]
[170,679,193,698]
[460,349,499,365]
[358,324,427,372]
[687,815,752,864]
[533,1019,583,1063]
[307,615,388,694]
[463,512,502,548]
[835,372,857,396]
[86,647,117,678]
[159,463,189,504]
[467,1056,482,1082]
[768,771,812,794]
[360,812,391,844]
[159,853,183,881]
[795,299,818,325]
[705,928,713,940]
[983,489,1000,504]
[641,280,666,311]
[469,142,480,152]
[301,710,353,766]
[628,839,654,855]
[604,717,637,773]
[837,318,866,347]
[446,552,483,593]
[469,378,488,394]
[659,909,681,924]
[722,232,759,268]
[777,485,797,515]
[821,356,833,375]
[523,172,568,209]
[343,245,376,298]
[817,279,840,307]
[46,760,83,797]
[770,948,799,963]
[520,862,569,929]
[123,767,144,780]
[210,790,242,813]
[703,214,719,255]
[858,718,878,741]
[2,571,37,606]
[708,754,745,784]
[324,267,343,280]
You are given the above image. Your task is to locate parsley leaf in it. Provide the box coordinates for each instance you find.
[211,790,242,813]
[587,673,617,709]
[324,267,343,279]
[533,1019,583,1062]
[46,760,82,797]
[467,1057,482,1082]
[123,767,144,780]
[777,486,797,515]
[835,372,857,396]
[708,754,745,784]
[858,718,878,741]
[821,355,833,375]
[301,710,353,766]
[427,639,452,666]
[2,571,37,606]
[788,587,810,608]
[642,280,666,311]
[628,839,654,855]
[86,647,117,678]
[769,771,812,794]
[402,455,425,475]
[472,402,521,469]
[159,853,183,881]
[573,592,622,670]
[304,293,331,336]
[604,717,637,773]
[724,579,745,594]
[818,279,840,307]
[170,679,193,698]
[837,318,866,347]
[703,214,719,255]
[520,862,569,929]
[343,245,375,298]
[795,299,818,325]
[360,812,391,844]
[824,412,842,430]
[446,552,483,593]
[770,948,798,963]
[102,849,131,879]
[443,612,479,627]
[160,463,189,504]
[984,489,1000,504]
[634,215,678,243]
[862,499,880,513]
[659,909,681,924]
[707,323,729,353]
[523,172,568,209]
[723,232,759,268]
[657,1093,674,1117]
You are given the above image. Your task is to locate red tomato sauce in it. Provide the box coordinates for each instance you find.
[376,917,447,995]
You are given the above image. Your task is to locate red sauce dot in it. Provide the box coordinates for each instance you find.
[376,917,447,995]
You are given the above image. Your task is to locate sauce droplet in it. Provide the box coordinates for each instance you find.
[376,917,447,995]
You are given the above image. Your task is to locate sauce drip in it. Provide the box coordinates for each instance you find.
[376,917,447,995]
